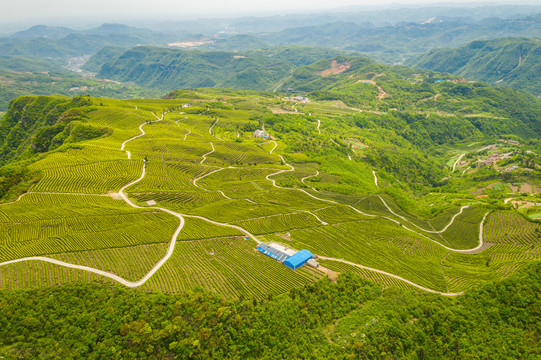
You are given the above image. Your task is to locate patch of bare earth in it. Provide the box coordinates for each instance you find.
[520,183,533,193]
[317,265,339,282]
[106,191,122,200]
[268,106,304,115]
[320,60,350,77]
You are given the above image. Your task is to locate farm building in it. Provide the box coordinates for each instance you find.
[307,259,319,268]
[284,250,314,270]
[257,243,314,270]
[257,243,290,262]
[253,129,269,139]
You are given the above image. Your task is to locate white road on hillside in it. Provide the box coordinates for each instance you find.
[0,114,488,296]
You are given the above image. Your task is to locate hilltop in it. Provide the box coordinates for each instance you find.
[408,37,541,95]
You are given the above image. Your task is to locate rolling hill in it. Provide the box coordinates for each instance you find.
[407,37,541,95]
[0,57,161,112]
[2,5,541,358]
[0,23,175,62]
[94,45,359,91]
[0,85,538,298]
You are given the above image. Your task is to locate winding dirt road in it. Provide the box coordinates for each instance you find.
[0,118,487,295]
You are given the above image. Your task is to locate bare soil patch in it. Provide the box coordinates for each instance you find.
[320,60,350,77]
[318,265,338,282]
[520,183,533,193]
[268,106,304,115]
[107,191,122,200]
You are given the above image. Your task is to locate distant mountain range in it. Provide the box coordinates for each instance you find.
[408,37,541,96]
[1,8,540,65]
[0,24,177,62]
[1,5,540,112]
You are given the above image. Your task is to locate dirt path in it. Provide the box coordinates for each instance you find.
[373,170,378,187]
[209,119,223,140]
[193,166,226,188]
[120,112,163,159]
[294,209,328,226]
[200,142,215,164]
[0,119,488,295]
[183,129,191,140]
[329,139,341,147]
[317,119,321,134]
[377,195,469,234]
[174,116,187,126]
[318,256,463,296]
[377,85,388,100]
[301,171,319,185]
[452,154,465,173]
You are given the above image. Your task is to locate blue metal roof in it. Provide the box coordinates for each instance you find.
[257,243,290,263]
[284,250,313,270]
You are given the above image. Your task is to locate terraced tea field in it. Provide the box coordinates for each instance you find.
[0,93,539,299]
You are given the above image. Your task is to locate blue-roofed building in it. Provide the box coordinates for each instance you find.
[257,243,290,263]
[284,250,313,270]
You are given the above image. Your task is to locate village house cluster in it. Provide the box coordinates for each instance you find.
[477,139,521,167]
[283,96,310,103]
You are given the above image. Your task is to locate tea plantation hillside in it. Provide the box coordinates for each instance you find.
[0,88,540,299]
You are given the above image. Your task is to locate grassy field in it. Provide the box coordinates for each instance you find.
[0,92,539,298]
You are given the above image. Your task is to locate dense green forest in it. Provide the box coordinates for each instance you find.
[408,37,541,95]
[0,262,539,359]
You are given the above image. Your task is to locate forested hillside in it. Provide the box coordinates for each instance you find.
[279,56,541,137]
[408,37,541,95]
[95,46,357,91]
[0,262,539,359]
[0,24,174,61]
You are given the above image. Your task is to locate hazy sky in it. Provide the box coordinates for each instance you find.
[0,0,534,29]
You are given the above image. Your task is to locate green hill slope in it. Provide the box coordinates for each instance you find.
[95,45,358,91]
[0,61,162,112]
[408,37,541,95]
[97,46,293,90]
[279,56,541,139]
[81,46,126,73]
[0,90,539,300]
[1,263,539,359]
